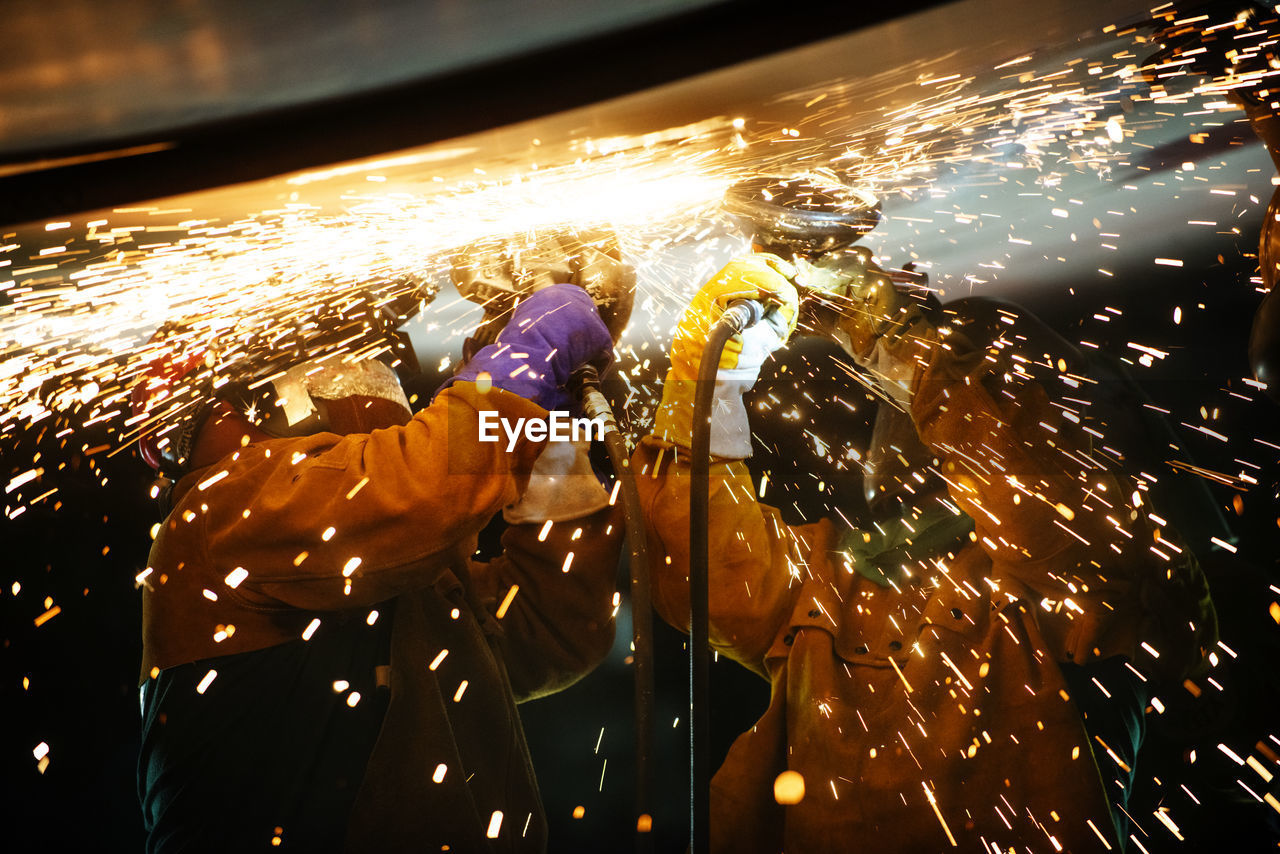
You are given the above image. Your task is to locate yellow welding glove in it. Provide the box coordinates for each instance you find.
[654,253,799,458]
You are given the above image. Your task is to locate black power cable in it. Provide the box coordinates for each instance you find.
[688,299,763,853]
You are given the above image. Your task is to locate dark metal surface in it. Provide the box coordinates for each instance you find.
[0,0,952,226]
[0,0,723,158]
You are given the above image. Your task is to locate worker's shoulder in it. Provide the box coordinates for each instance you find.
[718,251,796,284]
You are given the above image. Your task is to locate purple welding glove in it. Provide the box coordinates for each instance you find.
[443,284,614,412]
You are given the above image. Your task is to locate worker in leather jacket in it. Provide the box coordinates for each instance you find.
[134,282,623,853]
[633,177,1216,852]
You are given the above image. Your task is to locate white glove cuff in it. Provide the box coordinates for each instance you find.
[706,375,757,460]
[503,439,610,524]
[735,320,787,371]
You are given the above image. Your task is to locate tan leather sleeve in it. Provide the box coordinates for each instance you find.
[631,438,802,678]
[188,383,547,611]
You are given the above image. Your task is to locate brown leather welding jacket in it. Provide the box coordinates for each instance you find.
[634,326,1215,853]
[139,382,620,853]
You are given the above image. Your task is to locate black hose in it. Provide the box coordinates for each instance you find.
[689,299,763,853]
[574,366,655,853]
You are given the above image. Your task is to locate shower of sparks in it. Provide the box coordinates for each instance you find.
[0,7,1252,467]
[4,2,1280,848]
[2,8,1275,500]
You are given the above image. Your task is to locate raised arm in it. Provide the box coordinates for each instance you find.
[636,253,806,676]
[191,382,547,610]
